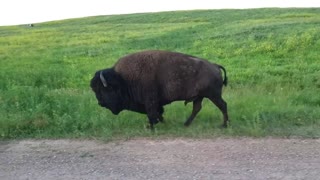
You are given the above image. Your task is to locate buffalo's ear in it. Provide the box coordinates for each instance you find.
[101,69,122,89]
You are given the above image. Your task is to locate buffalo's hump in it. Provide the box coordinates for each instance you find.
[113,50,224,103]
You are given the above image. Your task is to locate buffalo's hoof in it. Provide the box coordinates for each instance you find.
[220,123,228,128]
[159,117,165,123]
[146,124,155,131]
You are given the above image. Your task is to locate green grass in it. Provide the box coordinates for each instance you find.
[0,8,319,139]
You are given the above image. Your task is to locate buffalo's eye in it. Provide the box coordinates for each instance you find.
[104,86,114,91]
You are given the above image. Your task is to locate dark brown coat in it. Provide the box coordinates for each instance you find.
[90,50,228,129]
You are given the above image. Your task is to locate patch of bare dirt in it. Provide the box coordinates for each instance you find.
[1,138,320,180]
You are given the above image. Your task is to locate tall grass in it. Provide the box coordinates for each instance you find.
[0,8,319,139]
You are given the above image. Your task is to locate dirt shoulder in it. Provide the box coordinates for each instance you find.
[1,138,320,180]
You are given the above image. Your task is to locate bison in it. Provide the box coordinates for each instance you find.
[90,50,229,129]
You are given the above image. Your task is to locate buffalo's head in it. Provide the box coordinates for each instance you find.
[90,68,126,115]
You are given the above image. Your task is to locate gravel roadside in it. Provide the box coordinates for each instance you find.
[1,138,319,180]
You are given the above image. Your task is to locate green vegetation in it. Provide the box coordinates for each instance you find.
[1,8,319,139]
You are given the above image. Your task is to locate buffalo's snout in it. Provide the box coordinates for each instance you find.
[98,102,107,107]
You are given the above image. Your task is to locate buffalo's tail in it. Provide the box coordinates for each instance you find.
[219,65,228,86]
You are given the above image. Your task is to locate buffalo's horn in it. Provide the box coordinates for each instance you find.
[99,71,107,87]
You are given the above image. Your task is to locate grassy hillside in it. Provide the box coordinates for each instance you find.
[1,8,319,139]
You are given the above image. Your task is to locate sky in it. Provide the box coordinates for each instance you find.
[1,0,320,26]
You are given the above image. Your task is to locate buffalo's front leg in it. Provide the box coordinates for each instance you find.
[158,106,165,123]
[144,92,160,130]
[146,105,160,130]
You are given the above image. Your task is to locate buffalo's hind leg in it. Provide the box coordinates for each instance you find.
[184,97,203,126]
[208,95,229,128]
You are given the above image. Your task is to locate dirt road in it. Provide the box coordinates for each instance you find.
[1,138,319,180]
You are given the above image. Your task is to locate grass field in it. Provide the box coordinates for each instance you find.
[0,8,319,139]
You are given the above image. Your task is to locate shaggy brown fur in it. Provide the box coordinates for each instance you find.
[91,50,228,129]
[115,50,226,103]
